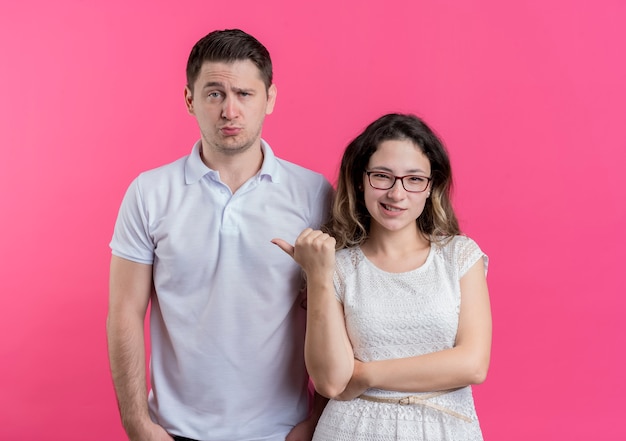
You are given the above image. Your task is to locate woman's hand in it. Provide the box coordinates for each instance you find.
[272,228,336,279]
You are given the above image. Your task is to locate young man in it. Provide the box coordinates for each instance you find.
[107,29,332,441]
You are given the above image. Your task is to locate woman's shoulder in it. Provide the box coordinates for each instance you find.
[336,245,361,264]
[432,235,481,253]
[335,246,366,274]
[432,235,488,276]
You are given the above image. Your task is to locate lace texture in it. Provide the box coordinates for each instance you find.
[313,236,487,441]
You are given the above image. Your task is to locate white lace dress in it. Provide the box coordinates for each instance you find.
[312,236,488,441]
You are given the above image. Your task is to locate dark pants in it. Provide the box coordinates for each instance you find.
[172,437,199,441]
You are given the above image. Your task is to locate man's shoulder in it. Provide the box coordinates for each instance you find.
[274,156,329,184]
[134,155,189,184]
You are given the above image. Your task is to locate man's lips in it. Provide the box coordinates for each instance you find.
[220,126,242,136]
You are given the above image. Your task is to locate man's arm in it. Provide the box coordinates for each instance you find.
[107,255,172,441]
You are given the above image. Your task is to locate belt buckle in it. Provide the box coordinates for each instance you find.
[398,396,416,405]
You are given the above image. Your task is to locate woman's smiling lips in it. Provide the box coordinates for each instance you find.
[381,203,405,213]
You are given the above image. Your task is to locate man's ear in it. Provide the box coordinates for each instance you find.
[184,86,195,115]
[266,84,277,115]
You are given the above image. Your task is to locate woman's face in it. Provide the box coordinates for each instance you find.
[363,139,432,235]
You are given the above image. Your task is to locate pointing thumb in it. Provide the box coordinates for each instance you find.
[271,238,295,258]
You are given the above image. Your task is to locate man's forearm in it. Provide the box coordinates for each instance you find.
[107,311,151,437]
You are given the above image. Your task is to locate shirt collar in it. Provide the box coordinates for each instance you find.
[184,139,281,185]
[258,140,281,183]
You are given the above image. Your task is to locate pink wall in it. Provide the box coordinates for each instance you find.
[1,1,624,439]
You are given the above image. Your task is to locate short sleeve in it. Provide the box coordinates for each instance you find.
[109,176,155,264]
[332,248,354,304]
[311,178,334,230]
[456,236,489,278]
[332,271,343,304]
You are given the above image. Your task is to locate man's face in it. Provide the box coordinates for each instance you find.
[185,60,276,157]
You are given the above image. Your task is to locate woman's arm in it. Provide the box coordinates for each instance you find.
[304,282,354,398]
[339,258,491,398]
[272,229,355,398]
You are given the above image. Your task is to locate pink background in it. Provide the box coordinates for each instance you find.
[1,0,624,439]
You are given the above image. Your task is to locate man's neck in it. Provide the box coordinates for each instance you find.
[200,143,264,193]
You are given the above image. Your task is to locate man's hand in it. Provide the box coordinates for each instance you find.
[285,417,317,441]
[285,390,329,441]
[127,420,173,441]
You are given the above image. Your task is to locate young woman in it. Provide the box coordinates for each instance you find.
[273,113,491,441]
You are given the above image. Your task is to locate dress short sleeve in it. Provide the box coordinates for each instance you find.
[454,236,488,278]
[333,247,356,304]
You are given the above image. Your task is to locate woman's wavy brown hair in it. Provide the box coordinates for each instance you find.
[322,113,460,249]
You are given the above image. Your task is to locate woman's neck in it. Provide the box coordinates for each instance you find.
[361,225,430,272]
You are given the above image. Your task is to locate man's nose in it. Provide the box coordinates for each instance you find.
[221,95,239,119]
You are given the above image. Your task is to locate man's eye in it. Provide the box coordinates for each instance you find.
[208,92,222,98]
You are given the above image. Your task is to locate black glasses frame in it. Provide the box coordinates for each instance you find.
[365,171,432,193]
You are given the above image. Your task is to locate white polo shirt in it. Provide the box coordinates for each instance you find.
[110,140,332,441]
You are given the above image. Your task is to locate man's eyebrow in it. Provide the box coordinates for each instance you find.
[202,81,224,89]
[201,82,254,93]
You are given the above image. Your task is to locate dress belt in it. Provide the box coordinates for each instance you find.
[358,389,472,423]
